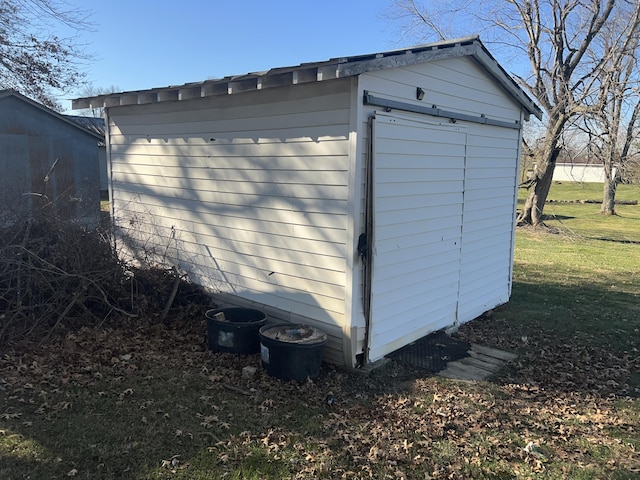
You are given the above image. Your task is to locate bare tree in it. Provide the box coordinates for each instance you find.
[0,0,92,110]
[388,0,634,226]
[579,4,640,215]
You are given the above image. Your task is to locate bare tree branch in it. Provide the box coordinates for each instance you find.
[0,0,93,109]
[386,0,639,226]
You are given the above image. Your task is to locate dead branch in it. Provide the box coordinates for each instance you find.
[39,290,82,346]
[160,267,183,322]
[1,215,213,347]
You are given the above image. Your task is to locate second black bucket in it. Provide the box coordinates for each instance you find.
[259,324,327,381]
[206,308,267,354]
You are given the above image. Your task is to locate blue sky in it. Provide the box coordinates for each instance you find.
[64,0,405,111]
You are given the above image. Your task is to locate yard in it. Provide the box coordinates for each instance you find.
[1,183,639,479]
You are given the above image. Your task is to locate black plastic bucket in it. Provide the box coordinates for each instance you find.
[205,308,267,354]
[259,324,327,381]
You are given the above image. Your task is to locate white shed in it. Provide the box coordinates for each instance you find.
[73,36,542,367]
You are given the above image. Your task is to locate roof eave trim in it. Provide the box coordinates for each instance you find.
[338,43,477,77]
[71,64,336,110]
[470,45,543,120]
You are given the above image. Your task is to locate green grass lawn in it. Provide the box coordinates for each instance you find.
[1,183,639,479]
[542,182,640,203]
[520,182,640,242]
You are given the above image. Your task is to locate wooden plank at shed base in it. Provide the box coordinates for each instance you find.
[457,355,503,373]
[437,344,517,381]
[470,344,518,362]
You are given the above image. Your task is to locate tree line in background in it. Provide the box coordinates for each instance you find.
[389,0,640,220]
[1,0,639,221]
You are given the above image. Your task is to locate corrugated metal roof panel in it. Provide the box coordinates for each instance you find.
[64,115,105,137]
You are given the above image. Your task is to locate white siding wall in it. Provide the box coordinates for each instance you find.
[355,56,523,362]
[359,56,523,125]
[107,80,353,362]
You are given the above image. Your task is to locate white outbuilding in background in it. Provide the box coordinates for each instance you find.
[74,36,542,367]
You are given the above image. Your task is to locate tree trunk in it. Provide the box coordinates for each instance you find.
[600,157,620,215]
[517,147,560,227]
[600,178,617,215]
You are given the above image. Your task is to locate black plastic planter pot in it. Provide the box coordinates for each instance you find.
[259,324,327,381]
[205,308,267,354]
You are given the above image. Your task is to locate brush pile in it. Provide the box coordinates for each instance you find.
[0,216,212,347]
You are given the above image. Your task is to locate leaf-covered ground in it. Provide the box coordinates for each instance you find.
[1,195,639,478]
[1,310,638,479]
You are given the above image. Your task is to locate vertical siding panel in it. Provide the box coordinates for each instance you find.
[357,56,524,363]
[367,116,466,361]
[458,126,521,321]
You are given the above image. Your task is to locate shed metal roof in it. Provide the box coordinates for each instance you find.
[72,36,542,120]
[64,115,106,138]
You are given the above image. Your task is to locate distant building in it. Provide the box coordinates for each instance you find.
[553,162,614,183]
[65,115,108,194]
[0,90,103,225]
